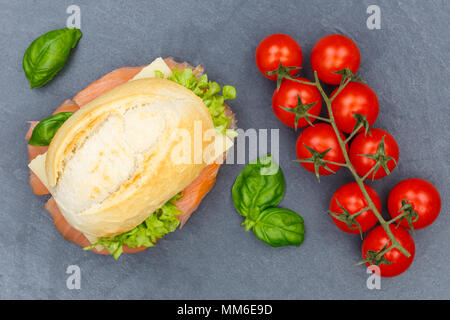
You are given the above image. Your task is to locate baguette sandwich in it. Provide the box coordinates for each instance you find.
[26,58,236,259]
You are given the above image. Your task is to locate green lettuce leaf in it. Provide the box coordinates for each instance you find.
[83,193,183,259]
[168,68,236,133]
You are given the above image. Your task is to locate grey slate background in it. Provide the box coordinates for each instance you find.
[0,0,449,299]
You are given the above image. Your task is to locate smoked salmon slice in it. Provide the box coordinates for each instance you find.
[72,66,143,107]
[45,197,147,255]
[26,58,232,256]
[52,99,80,114]
[176,162,221,228]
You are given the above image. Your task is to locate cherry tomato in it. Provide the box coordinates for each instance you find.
[388,178,441,230]
[311,34,361,85]
[255,34,303,81]
[329,182,381,234]
[349,128,399,180]
[331,82,379,134]
[296,123,347,176]
[272,78,322,129]
[362,225,415,277]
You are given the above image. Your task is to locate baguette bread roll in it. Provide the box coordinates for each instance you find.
[45,78,214,238]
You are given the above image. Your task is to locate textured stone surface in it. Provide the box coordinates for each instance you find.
[0,0,448,299]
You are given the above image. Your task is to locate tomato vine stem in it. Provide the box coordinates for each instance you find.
[306,114,332,123]
[349,206,371,218]
[361,165,377,181]
[344,122,363,144]
[309,71,411,259]
[322,159,348,167]
[386,211,409,225]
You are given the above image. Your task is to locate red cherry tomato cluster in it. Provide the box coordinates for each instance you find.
[256,33,442,277]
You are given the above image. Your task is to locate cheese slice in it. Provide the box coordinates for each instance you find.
[28,153,49,188]
[131,57,172,80]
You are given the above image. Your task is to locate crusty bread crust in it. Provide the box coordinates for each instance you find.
[45,78,214,238]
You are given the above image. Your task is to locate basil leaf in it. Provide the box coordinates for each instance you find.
[23,28,82,88]
[252,207,305,247]
[232,154,285,220]
[28,112,73,146]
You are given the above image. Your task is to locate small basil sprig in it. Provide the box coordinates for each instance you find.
[23,28,82,88]
[232,154,305,247]
[28,112,73,146]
